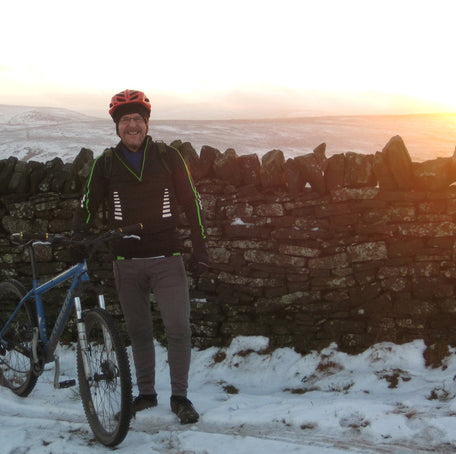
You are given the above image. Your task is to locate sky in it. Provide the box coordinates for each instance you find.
[2,0,456,119]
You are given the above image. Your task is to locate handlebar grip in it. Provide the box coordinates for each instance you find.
[10,232,66,244]
[11,232,50,242]
[10,224,143,247]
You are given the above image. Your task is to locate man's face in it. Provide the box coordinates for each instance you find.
[118,113,148,152]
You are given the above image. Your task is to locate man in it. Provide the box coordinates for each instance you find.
[72,89,209,424]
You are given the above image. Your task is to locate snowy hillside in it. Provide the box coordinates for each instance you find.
[7,108,90,126]
[1,104,455,164]
[0,104,96,125]
[0,104,115,163]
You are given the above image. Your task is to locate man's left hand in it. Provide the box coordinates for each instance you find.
[188,255,210,279]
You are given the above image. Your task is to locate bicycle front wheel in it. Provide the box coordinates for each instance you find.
[0,280,38,397]
[77,308,132,447]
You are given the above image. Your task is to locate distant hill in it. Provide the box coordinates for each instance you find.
[0,105,113,163]
[0,104,455,164]
[0,105,98,125]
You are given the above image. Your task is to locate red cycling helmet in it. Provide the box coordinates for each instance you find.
[109,89,151,121]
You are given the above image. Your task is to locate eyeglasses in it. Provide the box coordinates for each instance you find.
[119,115,146,125]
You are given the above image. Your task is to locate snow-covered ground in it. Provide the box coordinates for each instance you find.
[2,336,456,453]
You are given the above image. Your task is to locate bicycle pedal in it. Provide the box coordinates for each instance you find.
[58,379,76,389]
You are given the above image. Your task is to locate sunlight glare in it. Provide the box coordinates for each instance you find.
[2,0,456,115]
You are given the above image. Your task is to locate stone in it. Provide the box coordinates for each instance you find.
[214,149,242,185]
[225,202,254,219]
[313,143,328,171]
[254,203,284,217]
[344,152,376,188]
[238,154,261,186]
[373,151,397,190]
[6,201,35,219]
[347,241,388,262]
[170,139,182,149]
[382,135,413,190]
[29,161,48,194]
[8,160,30,194]
[1,215,34,233]
[295,153,326,195]
[308,253,349,269]
[71,148,94,181]
[200,145,222,178]
[51,163,76,193]
[244,249,307,268]
[260,149,286,188]
[331,187,379,202]
[413,157,454,191]
[279,244,320,257]
[0,157,18,194]
[325,153,345,192]
[46,157,64,170]
[284,158,303,195]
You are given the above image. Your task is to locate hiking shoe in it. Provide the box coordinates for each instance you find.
[132,394,158,416]
[170,395,199,424]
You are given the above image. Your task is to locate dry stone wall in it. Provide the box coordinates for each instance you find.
[2,135,456,356]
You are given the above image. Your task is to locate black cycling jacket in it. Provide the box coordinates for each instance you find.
[73,136,208,261]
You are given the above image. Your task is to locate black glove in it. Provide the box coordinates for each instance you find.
[188,254,210,279]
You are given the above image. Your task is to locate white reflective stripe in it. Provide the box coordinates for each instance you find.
[162,188,171,218]
[132,255,166,260]
[113,191,123,221]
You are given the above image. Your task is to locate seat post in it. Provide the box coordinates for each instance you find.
[28,244,40,285]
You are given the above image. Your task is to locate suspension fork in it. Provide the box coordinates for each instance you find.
[75,292,114,380]
[74,296,93,381]
[97,294,114,359]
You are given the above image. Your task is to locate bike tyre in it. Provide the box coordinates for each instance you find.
[0,279,38,397]
[77,307,132,447]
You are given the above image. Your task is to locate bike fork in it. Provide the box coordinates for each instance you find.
[74,296,93,381]
[97,294,106,310]
[97,294,114,359]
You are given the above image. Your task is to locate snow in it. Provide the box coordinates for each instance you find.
[231,217,251,226]
[1,104,456,164]
[2,336,456,453]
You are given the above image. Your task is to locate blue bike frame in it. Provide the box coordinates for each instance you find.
[1,224,141,378]
[0,259,90,364]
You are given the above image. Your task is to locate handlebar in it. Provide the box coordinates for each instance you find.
[10,223,144,247]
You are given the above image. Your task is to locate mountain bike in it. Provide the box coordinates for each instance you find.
[0,224,143,446]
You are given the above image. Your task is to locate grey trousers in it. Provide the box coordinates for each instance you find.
[113,255,191,397]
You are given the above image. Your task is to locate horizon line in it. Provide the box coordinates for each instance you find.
[1,102,456,123]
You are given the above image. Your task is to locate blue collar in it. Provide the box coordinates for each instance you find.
[120,142,146,173]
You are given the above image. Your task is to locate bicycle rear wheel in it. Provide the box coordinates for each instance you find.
[0,280,38,397]
[77,308,132,446]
